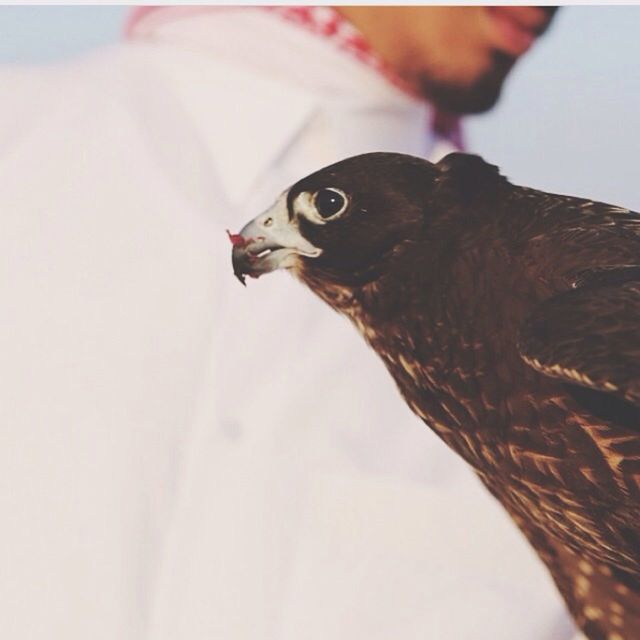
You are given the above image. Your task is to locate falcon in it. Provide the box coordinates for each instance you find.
[230,152,640,640]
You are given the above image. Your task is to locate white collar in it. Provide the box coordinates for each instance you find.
[127,9,433,205]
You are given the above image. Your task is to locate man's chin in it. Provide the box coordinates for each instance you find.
[421,82,503,115]
[419,51,515,115]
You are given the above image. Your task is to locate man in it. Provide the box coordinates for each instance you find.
[0,6,571,640]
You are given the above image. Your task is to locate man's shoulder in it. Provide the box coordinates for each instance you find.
[0,41,225,233]
[0,44,165,145]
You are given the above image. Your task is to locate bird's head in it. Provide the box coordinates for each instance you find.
[231,153,447,294]
[231,152,506,306]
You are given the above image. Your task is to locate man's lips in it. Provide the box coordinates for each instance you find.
[484,6,552,57]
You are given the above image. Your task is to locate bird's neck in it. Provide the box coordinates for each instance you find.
[343,237,546,469]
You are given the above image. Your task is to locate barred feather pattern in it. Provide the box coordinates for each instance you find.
[277,153,640,639]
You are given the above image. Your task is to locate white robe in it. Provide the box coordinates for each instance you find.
[0,9,577,639]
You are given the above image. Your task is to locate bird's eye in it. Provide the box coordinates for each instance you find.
[313,188,348,220]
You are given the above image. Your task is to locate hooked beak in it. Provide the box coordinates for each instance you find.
[230,192,322,285]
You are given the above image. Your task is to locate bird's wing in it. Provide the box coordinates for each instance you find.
[518,267,640,414]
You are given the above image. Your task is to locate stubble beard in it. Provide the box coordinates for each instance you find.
[417,50,516,115]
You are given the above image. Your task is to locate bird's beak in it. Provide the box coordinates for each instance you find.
[230,192,322,285]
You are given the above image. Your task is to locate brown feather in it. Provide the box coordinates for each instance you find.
[240,152,640,639]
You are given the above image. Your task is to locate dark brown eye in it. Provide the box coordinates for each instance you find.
[313,188,348,220]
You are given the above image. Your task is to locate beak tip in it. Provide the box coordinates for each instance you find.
[231,243,248,286]
[233,265,247,286]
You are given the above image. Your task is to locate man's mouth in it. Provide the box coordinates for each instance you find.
[484,6,556,57]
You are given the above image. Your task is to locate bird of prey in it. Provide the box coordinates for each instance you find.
[230,152,640,640]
